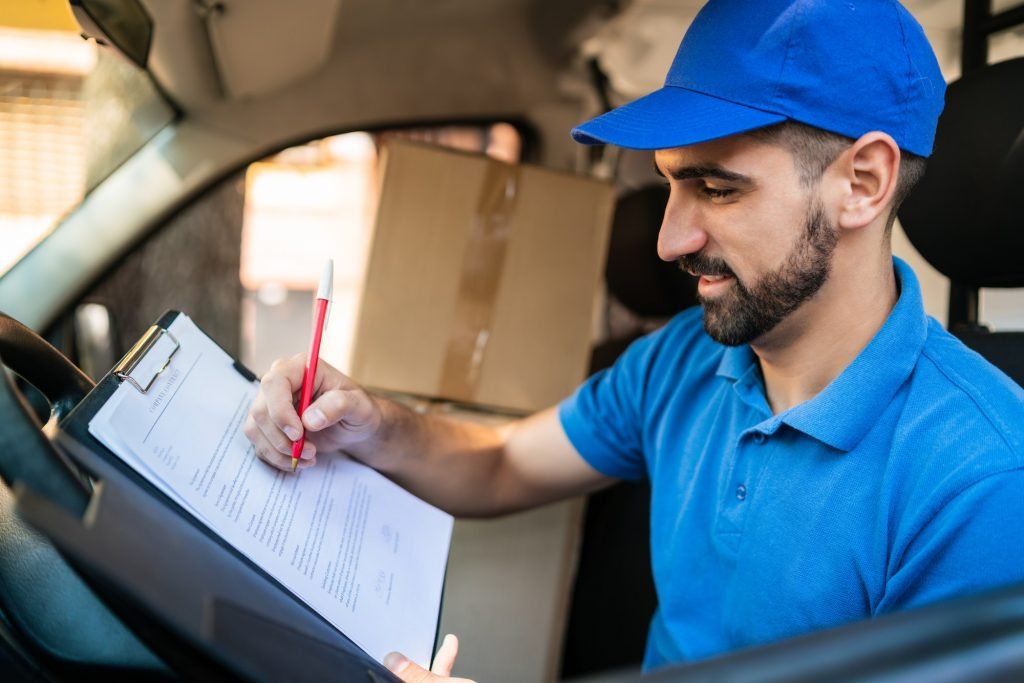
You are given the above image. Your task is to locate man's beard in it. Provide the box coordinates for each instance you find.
[678,199,838,346]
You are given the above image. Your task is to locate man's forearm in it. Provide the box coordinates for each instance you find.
[347,397,518,517]
[245,356,609,515]
[245,354,603,516]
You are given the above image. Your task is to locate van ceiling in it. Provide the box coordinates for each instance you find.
[129,0,989,154]
[140,0,616,128]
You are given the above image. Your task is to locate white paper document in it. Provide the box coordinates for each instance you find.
[88,314,453,666]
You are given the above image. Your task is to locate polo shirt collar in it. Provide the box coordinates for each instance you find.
[716,257,929,452]
[716,343,756,382]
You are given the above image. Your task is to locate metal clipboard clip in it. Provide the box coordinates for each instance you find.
[112,324,181,394]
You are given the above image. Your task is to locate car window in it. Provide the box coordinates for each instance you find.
[0,26,174,277]
[75,124,522,378]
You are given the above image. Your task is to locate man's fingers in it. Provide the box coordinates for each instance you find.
[245,414,292,458]
[268,353,308,382]
[252,441,315,472]
[383,653,435,683]
[384,650,476,683]
[261,362,306,438]
[313,358,357,394]
[304,388,376,433]
[246,399,317,472]
[431,634,458,676]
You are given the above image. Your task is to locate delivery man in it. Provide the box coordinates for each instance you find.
[245,0,1024,680]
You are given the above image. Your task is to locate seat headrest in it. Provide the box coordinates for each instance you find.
[899,57,1024,288]
[605,186,698,317]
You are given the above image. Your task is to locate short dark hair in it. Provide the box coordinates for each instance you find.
[746,122,926,231]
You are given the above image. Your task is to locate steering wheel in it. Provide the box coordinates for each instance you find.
[0,312,163,676]
[0,313,93,508]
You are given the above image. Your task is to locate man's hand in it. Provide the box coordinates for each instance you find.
[385,634,477,683]
[244,353,382,472]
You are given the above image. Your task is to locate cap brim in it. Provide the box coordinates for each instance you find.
[572,86,788,150]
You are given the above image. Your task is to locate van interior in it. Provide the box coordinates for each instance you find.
[0,1,1022,681]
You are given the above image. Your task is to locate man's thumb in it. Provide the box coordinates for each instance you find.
[384,652,433,683]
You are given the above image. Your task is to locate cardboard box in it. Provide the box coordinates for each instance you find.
[350,140,615,413]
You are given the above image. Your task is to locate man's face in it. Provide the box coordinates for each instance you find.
[654,135,839,346]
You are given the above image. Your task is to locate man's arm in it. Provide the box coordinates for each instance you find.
[878,468,1024,614]
[244,353,614,517]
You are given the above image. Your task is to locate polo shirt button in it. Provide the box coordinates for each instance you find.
[753,432,766,444]
[736,484,747,501]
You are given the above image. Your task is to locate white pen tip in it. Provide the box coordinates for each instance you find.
[317,259,333,300]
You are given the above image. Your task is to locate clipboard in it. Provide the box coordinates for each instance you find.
[27,310,407,682]
[57,310,261,540]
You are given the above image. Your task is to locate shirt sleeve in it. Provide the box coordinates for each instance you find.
[558,331,662,482]
[878,467,1024,613]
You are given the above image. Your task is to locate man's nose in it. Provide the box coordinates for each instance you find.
[657,201,707,262]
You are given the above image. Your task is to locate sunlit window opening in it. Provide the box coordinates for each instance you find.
[241,132,379,374]
[0,27,96,275]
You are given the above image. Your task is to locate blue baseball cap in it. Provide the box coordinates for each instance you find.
[572,0,946,157]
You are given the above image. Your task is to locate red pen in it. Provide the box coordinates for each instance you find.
[291,259,333,472]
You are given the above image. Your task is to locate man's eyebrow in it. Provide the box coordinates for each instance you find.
[653,160,753,185]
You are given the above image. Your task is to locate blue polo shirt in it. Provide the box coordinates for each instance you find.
[559,258,1024,670]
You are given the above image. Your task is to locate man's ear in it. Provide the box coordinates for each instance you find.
[833,132,900,231]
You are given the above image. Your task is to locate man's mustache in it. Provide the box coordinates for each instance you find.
[677,253,736,279]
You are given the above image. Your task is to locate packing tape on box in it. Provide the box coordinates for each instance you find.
[439,159,521,400]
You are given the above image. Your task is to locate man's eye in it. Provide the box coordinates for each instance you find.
[701,186,734,200]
